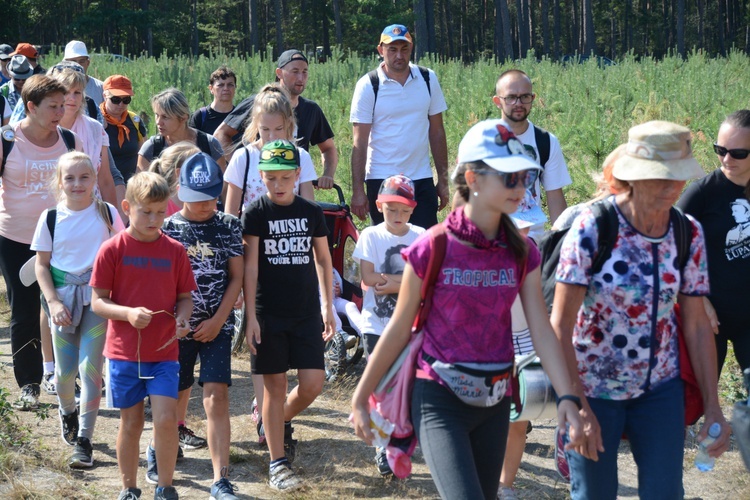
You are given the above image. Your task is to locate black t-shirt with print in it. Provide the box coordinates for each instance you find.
[242,195,329,317]
[162,211,244,328]
[189,105,234,136]
[223,95,334,152]
[678,168,750,321]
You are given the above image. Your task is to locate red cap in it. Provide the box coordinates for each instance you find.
[11,43,38,59]
[377,174,417,208]
[103,75,134,97]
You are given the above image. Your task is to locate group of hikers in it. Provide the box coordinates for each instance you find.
[0,21,748,500]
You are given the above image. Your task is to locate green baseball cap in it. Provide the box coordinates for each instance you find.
[258,140,300,171]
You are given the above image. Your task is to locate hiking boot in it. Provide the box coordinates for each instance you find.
[268,460,302,491]
[41,371,57,395]
[284,422,297,463]
[117,487,142,500]
[375,447,393,477]
[209,477,239,500]
[146,445,158,485]
[554,426,571,483]
[153,485,179,500]
[256,419,266,446]
[59,407,79,445]
[69,436,94,468]
[178,424,207,449]
[13,383,40,411]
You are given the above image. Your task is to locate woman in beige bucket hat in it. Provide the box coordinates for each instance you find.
[551,120,730,498]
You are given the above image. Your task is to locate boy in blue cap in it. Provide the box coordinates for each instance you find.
[160,152,244,500]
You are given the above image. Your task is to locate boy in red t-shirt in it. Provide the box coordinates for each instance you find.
[91,172,196,500]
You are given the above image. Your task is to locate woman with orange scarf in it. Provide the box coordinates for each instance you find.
[101,75,146,191]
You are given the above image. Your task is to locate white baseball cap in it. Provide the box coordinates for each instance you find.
[64,40,89,59]
[455,119,540,177]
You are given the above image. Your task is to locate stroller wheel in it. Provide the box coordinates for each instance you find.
[231,306,246,354]
[325,331,347,382]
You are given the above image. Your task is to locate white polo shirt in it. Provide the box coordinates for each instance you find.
[350,62,448,181]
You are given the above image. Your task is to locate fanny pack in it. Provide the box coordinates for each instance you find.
[423,352,514,407]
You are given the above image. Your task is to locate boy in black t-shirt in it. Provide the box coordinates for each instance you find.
[242,140,334,492]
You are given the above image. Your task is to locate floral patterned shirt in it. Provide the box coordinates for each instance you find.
[555,199,709,400]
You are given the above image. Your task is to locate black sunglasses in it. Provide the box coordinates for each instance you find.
[109,96,132,105]
[483,169,539,189]
[713,143,750,160]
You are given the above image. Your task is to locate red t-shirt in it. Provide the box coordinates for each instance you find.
[90,231,197,362]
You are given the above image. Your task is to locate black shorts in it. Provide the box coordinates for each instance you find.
[251,314,325,374]
[177,327,233,391]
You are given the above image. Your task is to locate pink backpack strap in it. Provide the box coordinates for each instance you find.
[412,223,448,333]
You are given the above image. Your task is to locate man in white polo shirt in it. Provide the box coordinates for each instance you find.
[349,24,449,229]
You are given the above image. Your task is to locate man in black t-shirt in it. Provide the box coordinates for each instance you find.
[189,65,237,135]
[213,50,338,188]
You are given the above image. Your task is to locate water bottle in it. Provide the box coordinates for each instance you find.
[695,422,722,471]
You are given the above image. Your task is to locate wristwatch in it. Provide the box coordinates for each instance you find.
[556,394,582,410]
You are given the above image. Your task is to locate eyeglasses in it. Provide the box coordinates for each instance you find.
[260,148,296,161]
[496,93,535,105]
[109,96,132,105]
[483,169,539,189]
[713,143,750,160]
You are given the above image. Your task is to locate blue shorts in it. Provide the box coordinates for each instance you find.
[178,328,232,391]
[106,359,180,409]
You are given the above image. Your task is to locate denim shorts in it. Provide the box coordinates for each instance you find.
[177,329,232,391]
[106,359,180,409]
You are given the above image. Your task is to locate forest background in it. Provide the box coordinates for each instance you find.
[3,0,750,63]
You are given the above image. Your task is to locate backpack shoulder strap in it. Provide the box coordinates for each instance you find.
[0,96,5,119]
[1,127,13,175]
[57,126,76,152]
[670,206,693,271]
[417,65,431,96]
[199,106,208,130]
[127,111,145,142]
[239,148,250,217]
[368,69,380,119]
[85,96,98,120]
[533,125,551,169]
[590,199,620,275]
[413,224,448,332]
[47,209,57,243]
[152,134,165,159]
[196,130,212,155]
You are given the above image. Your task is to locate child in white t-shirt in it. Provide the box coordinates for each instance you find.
[353,174,425,360]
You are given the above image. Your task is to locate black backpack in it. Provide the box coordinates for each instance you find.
[538,199,693,313]
[2,126,76,175]
[152,129,212,159]
[533,125,551,170]
[368,65,431,119]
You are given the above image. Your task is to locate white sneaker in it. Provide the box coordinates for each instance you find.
[269,461,302,491]
[497,485,518,500]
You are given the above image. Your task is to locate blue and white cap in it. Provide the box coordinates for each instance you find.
[178,152,223,202]
[454,119,540,178]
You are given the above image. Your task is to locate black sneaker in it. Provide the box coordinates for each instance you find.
[41,371,57,395]
[117,487,142,500]
[375,447,393,477]
[178,424,207,449]
[154,485,179,500]
[70,436,94,468]
[146,445,158,485]
[59,407,79,445]
[284,422,297,463]
[13,383,40,411]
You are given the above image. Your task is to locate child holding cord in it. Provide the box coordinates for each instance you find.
[32,152,124,469]
[91,171,196,500]
[351,120,583,500]
[223,83,317,446]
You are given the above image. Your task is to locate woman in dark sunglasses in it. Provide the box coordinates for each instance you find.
[101,75,146,186]
[678,109,750,380]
